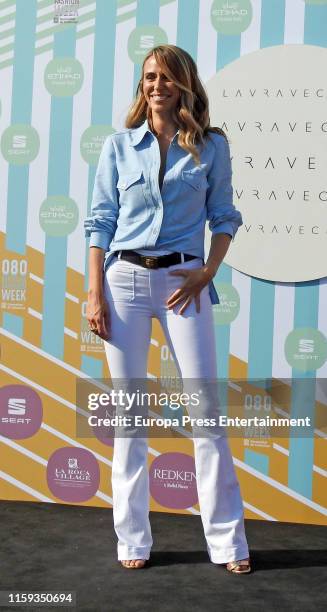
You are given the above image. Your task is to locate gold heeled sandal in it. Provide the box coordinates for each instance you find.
[226,558,251,574]
[119,559,148,569]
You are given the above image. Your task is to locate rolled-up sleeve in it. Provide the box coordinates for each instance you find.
[84,135,119,250]
[206,134,242,241]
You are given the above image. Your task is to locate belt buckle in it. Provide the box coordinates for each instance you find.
[141,255,159,269]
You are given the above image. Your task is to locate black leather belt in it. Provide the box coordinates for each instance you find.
[115,250,200,269]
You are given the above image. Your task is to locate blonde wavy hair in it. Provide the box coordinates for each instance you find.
[125,44,228,166]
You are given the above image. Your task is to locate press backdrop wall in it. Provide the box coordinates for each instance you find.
[0,0,326,525]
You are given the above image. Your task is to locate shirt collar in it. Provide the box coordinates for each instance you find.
[129,118,179,147]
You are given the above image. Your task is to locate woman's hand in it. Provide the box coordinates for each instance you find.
[86,291,111,341]
[166,267,214,315]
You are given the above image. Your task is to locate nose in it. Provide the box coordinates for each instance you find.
[153,74,166,91]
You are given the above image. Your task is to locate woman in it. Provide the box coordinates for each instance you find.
[84,44,251,574]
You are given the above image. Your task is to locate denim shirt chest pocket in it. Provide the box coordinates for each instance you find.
[181,168,209,192]
[175,167,209,216]
[117,169,150,223]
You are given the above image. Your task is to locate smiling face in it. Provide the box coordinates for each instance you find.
[142,55,181,116]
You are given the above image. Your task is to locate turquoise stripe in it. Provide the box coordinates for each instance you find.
[294,282,319,330]
[47,98,74,194]
[83,0,117,375]
[41,28,76,358]
[177,0,199,59]
[136,0,160,25]
[304,2,327,46]
[287,2,326,498]
[6,0,36,252]
[247,280,275,382]
[6,165,29,253]
[288,281,319,497]
[42,238,67,356]
[81,354,103,378]
[288,376,316,498]
[91,0,117,123]
[216,34,240,69]
[244,448,269,475]
[2,312,23,337]
[133,0,160,90]
[260,0,285,47]
[10,0,37,123]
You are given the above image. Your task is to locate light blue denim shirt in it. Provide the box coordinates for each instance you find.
[84,119,243,305]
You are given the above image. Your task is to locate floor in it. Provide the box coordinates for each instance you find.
[0,500,326,611]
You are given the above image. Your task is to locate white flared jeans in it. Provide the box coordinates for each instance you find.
[103,254,249,564]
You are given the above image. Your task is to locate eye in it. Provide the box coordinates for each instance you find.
[144,72,170,81]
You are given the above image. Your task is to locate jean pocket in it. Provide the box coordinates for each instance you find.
[106,262,135,302]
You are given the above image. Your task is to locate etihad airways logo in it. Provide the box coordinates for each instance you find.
[210,0,252,35]
[213,1,249,17]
